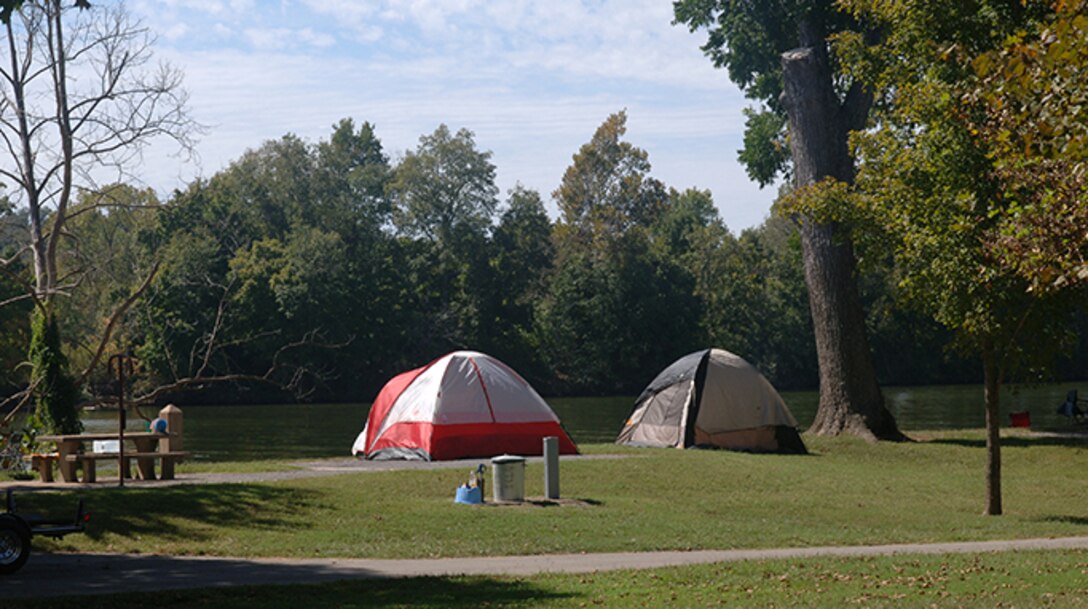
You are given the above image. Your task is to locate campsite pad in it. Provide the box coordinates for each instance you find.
[469,497,601,508]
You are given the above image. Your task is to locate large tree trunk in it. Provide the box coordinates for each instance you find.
[982,345,1002,515]
[781,45,905,441]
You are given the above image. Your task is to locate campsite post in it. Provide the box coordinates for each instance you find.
[544,436,560,499]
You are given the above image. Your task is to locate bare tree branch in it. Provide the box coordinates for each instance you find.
[1,242,32,269]
[120,325,352,406]
[0,291,33,307]
[2,1,200,301]
[195,277,229,378]
[77,259,158,385]
[0,255,41,312]
[0,385,34,427]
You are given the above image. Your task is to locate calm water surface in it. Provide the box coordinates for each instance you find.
[79,383,1084,462]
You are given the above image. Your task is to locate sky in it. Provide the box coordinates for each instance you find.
[128,0,778,231]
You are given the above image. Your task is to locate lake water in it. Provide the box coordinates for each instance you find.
[76,383,1085,462]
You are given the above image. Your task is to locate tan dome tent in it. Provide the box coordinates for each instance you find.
[617,348,806,454]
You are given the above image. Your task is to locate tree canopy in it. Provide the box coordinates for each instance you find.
[824,0,1086,514]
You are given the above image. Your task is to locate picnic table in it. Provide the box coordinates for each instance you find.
[36,432,187,483]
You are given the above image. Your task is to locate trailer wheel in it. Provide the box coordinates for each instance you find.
[0,514,31,574]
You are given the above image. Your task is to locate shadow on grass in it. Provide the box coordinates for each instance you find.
[15,483,319,544]
[1036,515,1088,526]
[494,498,602,508]
[203,576,576,609]
[928,435,1088,449]
[7,555,577,608]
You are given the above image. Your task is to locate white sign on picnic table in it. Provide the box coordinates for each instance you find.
[92,440,120,453]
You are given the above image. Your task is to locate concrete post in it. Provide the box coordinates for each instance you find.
[158,404,184,480]
[543,436,559,499]
[159,404,183,453]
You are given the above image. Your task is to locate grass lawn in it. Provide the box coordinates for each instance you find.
[169,459,304,474]
[9,550,1088,608]
[15,429,1088,560]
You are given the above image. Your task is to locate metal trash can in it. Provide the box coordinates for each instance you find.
[491,454,526,502]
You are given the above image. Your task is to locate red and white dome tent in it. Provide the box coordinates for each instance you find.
[352,351,578,461]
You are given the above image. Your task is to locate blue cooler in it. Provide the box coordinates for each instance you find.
[454,485,482,504]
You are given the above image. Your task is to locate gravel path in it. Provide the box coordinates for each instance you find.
[7,536,1088,599]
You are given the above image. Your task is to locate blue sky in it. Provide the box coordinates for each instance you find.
[130,0,778,231]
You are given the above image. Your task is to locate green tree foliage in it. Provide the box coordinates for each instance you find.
[307,119,399,380]
[0,1,19,23]
[540,113,701,394]
[481,186,555,378]
[314,119,392,235]
[28,307,80,433]
[132,122,396,401]
[0,0,87,25]
[387,125,500,357]
[721,220,818,389]
[655,193,817,389]
[672,0,860,180]
[6,108,1080,413]
[0,199,31,392]
[834,0,1082,514]
[966,1,1088,291]
[861,263,978,387]
[389,125,498,245]
[535,236,703,394]
[535,250,623,392]
[134,224,232,389]
[553,111,666,249]
[53,186,160,387]
[738,108,789,186]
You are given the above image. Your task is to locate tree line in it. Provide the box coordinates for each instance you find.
[2,111,1082,406]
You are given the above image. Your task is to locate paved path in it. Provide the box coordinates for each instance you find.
[0,454,629,490]
[7,536,1088,599]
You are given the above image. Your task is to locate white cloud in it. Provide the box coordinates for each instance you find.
[132,1,774,230]
[243,27,292,50]
[300,1,384,42]
[148,0,229,17]
[242,26,336,51]
[301,0,378,22]
[298,28,336,48]
[160,22,190,41]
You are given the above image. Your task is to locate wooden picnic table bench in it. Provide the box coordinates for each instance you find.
[37,432,189,484]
